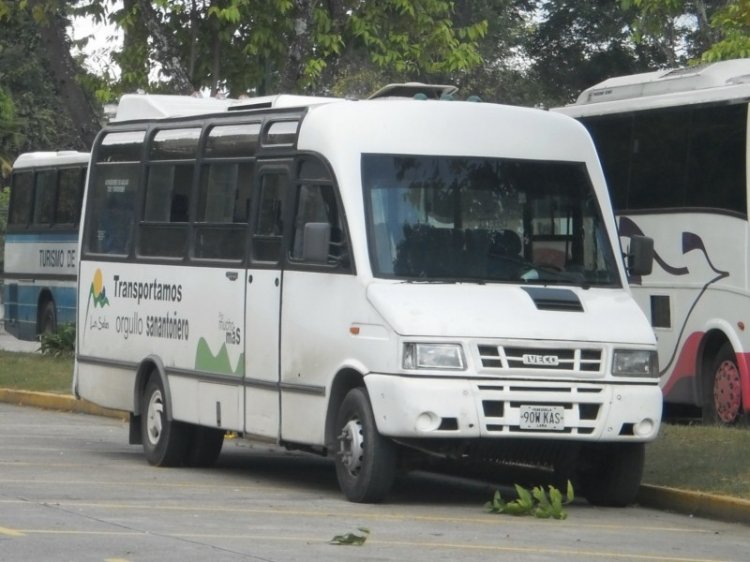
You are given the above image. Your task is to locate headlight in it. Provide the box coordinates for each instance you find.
[403,343,466,370]
[612,349,658,378]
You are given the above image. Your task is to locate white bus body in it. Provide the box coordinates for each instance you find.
[75,93,661,505]
[554,58,750,425]
[3,151,89,339]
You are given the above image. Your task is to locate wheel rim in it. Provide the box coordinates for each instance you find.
[337,418,364,476]
[146,389,165,446]
[714,359,742,424]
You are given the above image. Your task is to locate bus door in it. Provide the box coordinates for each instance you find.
[243,162,290,439]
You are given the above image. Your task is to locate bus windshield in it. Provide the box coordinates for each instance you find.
[363,154,620,287]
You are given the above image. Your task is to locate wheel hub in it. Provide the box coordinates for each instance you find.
[337,419,364,475]
[714,360,742,424]
[146,390,165,446]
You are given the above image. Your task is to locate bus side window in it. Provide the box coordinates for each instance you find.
[252,172,287,263]
[193,162,253,261]
[290,183,347,266]
[140,164,193,258]
[33,170,57,226]
[56,167,85,225]
[8,171,33,228]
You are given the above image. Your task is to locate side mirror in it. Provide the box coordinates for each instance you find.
[627,235,654,276]
[302,222,331,264]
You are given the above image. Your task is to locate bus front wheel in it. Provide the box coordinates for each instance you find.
[578,442,644,507]
[334,387,396,503]
[141,375,190,466]
[703,343,745,425]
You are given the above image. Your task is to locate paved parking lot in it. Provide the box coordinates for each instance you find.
[1,403,749,562]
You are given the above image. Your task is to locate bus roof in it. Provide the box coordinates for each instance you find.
[112,93,339,122]
[12,151,90,169]
[554,58,750,118]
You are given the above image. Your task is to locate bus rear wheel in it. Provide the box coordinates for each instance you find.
[39,300,57,335]
[703,343,745,425]
[334,387,396,503]
[141,375,190,466]
[184,426,224,467]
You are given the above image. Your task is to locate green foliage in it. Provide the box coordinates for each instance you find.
[329,527,370,546]
[486,481,574,520]
[39,324,76,358]
[702,0,750,61]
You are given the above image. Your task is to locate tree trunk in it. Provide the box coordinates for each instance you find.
[136,0,195,94]
[278,0,317,93]
[29,0,101,149]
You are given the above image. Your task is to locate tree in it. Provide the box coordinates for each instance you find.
[621,0,727,65]
[526,0,666,107]
[0,0,102,154]
[702,0,750,60]
[107,0,488,96]
[0,4,98,161]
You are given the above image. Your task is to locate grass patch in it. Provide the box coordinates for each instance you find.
[644,423,750,498]
[0,350,73,394]
[0,350,748,499]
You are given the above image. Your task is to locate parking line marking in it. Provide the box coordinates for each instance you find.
[0,526,25,537]
[6,529,731,561]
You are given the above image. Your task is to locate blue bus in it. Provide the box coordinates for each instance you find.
[3,151,89,340]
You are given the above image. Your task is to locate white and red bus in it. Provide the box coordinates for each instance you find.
[555,58,750,425]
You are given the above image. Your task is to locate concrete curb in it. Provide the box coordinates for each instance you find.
[637,484,750,526]
[1,388,748,526]
[0,388,128,421]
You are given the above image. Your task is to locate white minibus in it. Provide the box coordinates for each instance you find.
[74,90,659,505]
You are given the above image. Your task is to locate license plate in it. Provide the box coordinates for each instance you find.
[519,405,565,430]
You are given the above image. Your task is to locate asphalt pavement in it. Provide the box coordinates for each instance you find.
[0,326,748,526]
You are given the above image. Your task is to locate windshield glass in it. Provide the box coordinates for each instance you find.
[363,154,620,287]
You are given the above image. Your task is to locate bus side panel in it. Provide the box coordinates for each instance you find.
[76,260,246,430]
[3,231,77,340]
[278,271,395,446]
[622,213,749,405]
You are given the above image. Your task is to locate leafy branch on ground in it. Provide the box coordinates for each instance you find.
[39,324,75,357]
[486,481,574,520]
[329,527,370,546]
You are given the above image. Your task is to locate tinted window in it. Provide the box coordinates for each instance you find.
[8,171,33,226]
[57,167,84,225]
[197,162,254,223]
[150,128,200,160]
[32,170,57,225]
[582,103,747,214]
[253,172,287,263]
[363,154,619,286]
[205,124,260,158]
[99,131,145,162]
[263,121,298,146]
[86,165,138,255]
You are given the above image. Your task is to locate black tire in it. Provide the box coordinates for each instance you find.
[702,343,745,426]
[184,426,224,467]
[333,387,397,503]
[140,375,190,467]
[579,442,645,507]
[39,300,57,335]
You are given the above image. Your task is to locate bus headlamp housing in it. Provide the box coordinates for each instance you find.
[403,343,466,371]
[612,349,658,378]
